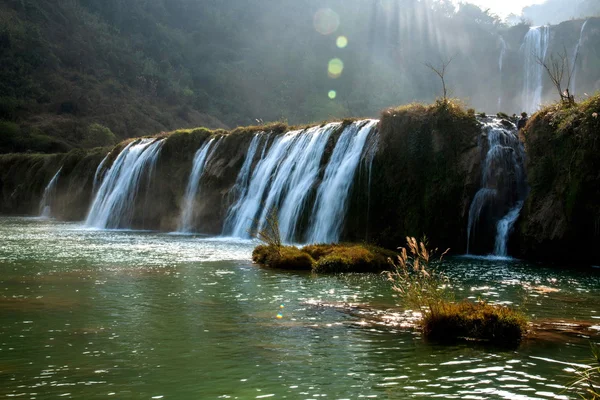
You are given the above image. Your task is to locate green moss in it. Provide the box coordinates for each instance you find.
[252,245,314,270]
[368,99,480,252]
[252,243,394,273]
[518,93,600,264]
[423,301,528,347]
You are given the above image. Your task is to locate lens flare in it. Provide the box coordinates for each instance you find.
[328,90,337,99]
[314,8,340,35]
[328,58,344,79]
[336,36,348,48]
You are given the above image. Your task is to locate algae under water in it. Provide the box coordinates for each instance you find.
[0,217,599,399]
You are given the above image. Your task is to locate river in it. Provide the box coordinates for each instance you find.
[0,217,598,399]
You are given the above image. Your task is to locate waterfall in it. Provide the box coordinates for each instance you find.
[39,167,62,218]
[494,201,524,257]
[498,36,507,110]
[222,133,264,233]
[466,118,527,257]
[570,20,588,95]
[93,154,110,194]
[521,26,550,113]
[86,139,164,229]
[177,137,221,233]
[224,124,337,240]
[224,131,298,238]
[307,120,378,243]
[269,123,337,241]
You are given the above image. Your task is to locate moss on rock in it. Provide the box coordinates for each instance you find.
[252,243,395,273]
[517,95,600,265]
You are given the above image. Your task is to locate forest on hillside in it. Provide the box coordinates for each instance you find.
[1,0,599,153]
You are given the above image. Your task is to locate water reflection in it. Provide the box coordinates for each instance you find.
[0,217,598,398]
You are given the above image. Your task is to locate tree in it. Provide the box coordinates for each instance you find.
[425,56,454,102]
[537,47,576,106]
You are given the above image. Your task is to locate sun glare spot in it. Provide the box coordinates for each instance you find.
[328,58,344,79]
[314,8,340,35]
[336,36,348,48]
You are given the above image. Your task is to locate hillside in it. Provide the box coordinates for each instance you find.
[1,0,599,154]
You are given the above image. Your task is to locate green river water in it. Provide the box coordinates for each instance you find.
[0,217,599,399]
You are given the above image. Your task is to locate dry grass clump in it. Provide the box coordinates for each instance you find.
[570,342,600,399]
[423,301,528,346]
[387,237,527,347]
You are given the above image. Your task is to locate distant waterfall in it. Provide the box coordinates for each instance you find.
[223,121,377,243]
[498,36,507,111]
[466,118,527,257]
[86,139,164,229]
[521,26,550,113]
[570,20,588,95]
[177,137,221,233]
[39,167,62,218]
[307,120,378,243]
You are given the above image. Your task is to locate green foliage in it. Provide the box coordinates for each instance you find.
[387,237,527,346]
[3,0,598,153]
[82,123,117,148]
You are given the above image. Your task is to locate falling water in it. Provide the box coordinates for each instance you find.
[224,132,298,238]
[39,167,62,218]
[521,26,550,113]
[93,154,109,194]
[177,137,220,233]
[224,124,337,240]
[269,123,338,241]
[222,134,264,232]
[307,120,378,244]
[570,19,588,95]
[494,201,524,257]
[466,119,527,257]
[498,36,507,110]
[86,139,164,229]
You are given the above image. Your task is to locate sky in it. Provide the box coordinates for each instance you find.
[457,0,547,18]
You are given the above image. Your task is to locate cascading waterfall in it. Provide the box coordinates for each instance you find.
[223,124,337,240]
[222,134,264,231]
[224,131,299,238]
[570,19,588,95]
[86,139,164,229]
[39,167,62,218]
[307,120,378,243]
[466,118,527,257]
[521,26,550,113]
[177,137,221,233]
[260,124,338,241]
[223,120,377,243]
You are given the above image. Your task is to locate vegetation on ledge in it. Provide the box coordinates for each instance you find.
[252,243,395,273]
[518,94,600,265]
[387,237,528,347]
